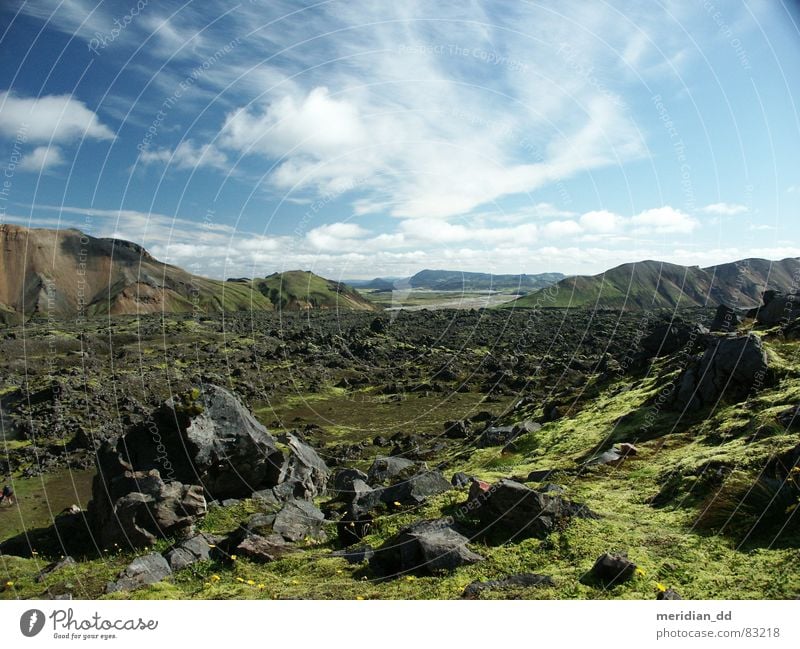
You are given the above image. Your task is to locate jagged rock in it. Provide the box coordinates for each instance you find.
[478,425,516,447]
[274,433,330,499]
[584,552,637,587]
[641,320,708,357]
[462,573,555,598]
[89,444,206,549]
[235,533,294,563]
[378,471,451,506]
[122,385,285,499]
[332,468,369,497]
[105,553,172,593]
[673,334,769,410]
[755,291,800,326]
[273,499,326,542]
[370,519,483,576]
[710,304,741,332]
[444,420,470,439]
[366,456,417,485]
[472,479,595,541]
[245,513,277,536]
[164,533,221,571]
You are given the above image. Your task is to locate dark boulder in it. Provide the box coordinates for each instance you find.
[462,573,555,599]
[273,499,326,542]
[274,433,330,499]
[332,468,369,498]
[105,553,172,593]
[378,471,451,506]
[755,291,800,326]
[122,386,285,499]
[673,334,769,410]
[235,533,294,563]
[710,304,741,332]
[366,456,417,486]
[164,533,221,571]
[641,319,708,358]
[89,444,206,549]
[444,420,470,439]
[451,472,471,488]
[472,479,595,541]
[477,425,516,447]
[370,519,483,576]
[584,552,637,587]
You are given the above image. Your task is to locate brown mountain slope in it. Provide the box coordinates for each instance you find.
[0,225,372,322]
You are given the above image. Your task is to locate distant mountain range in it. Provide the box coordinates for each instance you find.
[0,225,374,323]
[505,258,800,310]
[348,269,566,293]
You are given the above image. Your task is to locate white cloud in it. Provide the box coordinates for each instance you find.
[19,146,66,172]
[0,92,115,142]
[139,140,228,170]
[541,220,583,238]
[580,210,624,233]
[306,222,371,250]
[700,202,748,216]
[630,206,698,234]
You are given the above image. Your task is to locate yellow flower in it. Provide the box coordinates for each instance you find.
[210,574,221,582]
[246,579,255,586]
[393,501,402,507]
[230,555,237,561]
[656,582,667,592]
[235,577,245,583]
[405,575,416,581]
[336,570,343,575]
[5,581,13,587]
[258,583,265,590]
[291,579,299,585]
[635,567,646,577]
[355,596,365,600]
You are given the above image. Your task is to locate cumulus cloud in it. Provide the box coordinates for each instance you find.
[0,92,115,142]
[580,210,624,233]
[630,207,698,234]
[139,140,228,170]
[19,146,66,172]
[700,202,748,216]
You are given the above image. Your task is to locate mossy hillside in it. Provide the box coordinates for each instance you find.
[2,335,799,600]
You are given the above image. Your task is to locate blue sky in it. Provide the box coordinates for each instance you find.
[0,0,798,280]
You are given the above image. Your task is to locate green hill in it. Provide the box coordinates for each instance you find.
[253,270,378,311]
[503,257,800,310]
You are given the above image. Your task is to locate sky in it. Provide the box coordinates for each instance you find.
[0,0,799,281]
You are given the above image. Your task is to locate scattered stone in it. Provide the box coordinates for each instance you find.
[451,472,471,488]
[273,499,326,542]
[444,420,470,439]
[35,556,76,583]
[673,334,769,410]
[332,468,369,497]
[641,320,708,357]
[584,552,637,587]
[473,479,596,541]
[245,513,277,536]
[164,533,221,572]
[478,425,516,447]
[367,456,417,485]
[330,545,374,564]
[657,588,682,600]
[754,291,800,326]
[462,573,555,598]
[275,433,330,499]
[378,470,451,506]
[105,553,172,593]
[235,533,294,563]
[370,519,483,576]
